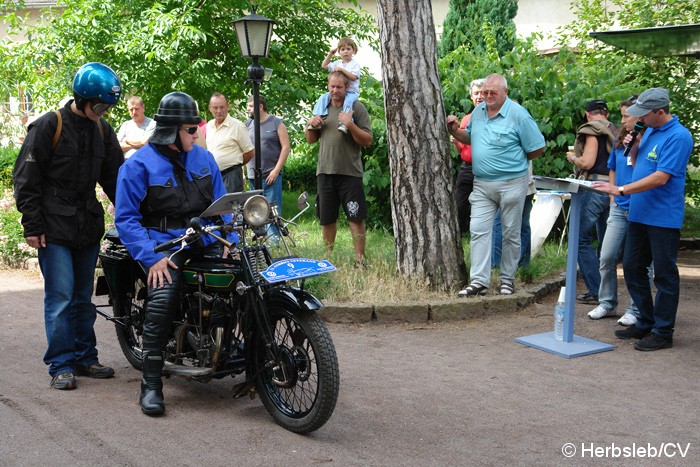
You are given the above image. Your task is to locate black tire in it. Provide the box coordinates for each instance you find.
[113,277,147,371]
[253,307,340,434]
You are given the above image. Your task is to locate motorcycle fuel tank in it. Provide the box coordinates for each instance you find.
[182,261,242,290]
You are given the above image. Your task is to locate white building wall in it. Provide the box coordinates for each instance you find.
[348,0,576,77]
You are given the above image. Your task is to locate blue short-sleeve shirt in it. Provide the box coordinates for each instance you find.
[628,116,693,229]
[466,98,545,181]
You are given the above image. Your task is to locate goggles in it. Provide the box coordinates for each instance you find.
[91,102,114,115]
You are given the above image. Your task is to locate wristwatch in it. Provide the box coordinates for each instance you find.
[618,185,625,195]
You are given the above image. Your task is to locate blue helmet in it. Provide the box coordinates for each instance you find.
[72,62,121,105]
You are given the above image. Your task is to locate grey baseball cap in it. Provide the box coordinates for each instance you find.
[627,88,670,117]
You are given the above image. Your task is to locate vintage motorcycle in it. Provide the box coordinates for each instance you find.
[95,191,339,434]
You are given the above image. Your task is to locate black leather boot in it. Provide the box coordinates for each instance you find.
[140,351,165,415]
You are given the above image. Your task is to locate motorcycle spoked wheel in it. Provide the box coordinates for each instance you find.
[253,307,340,434]
[113,277,147,371]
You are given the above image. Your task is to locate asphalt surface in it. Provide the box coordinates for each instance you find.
[0,250,698,466]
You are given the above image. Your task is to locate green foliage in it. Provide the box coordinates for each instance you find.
[557,0,700,200]
[439,1,700,191]
[0,145,18,190]
[359,73,391,229]
[283,151,317,194]
[0,188,32,261]
[438,0,517,59]
[0,0,377,129]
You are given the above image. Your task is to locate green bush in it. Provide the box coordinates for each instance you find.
[0,189,32,261]
[0,145,18,190]
[360,74,391,229]
[283,149,317,194]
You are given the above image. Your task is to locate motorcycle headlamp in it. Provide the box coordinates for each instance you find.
[243,195,271,227]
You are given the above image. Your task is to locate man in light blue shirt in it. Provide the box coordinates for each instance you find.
[448,73,545,297]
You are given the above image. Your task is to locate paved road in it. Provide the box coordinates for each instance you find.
[1,251,698,466]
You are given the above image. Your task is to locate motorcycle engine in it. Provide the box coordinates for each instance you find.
[210,300,232,327]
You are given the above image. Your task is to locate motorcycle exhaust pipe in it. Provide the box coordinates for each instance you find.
[210,326,224,372]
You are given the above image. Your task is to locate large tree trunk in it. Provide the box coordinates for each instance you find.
[376,0,467,290]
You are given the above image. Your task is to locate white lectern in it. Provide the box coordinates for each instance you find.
[515,176,615,358]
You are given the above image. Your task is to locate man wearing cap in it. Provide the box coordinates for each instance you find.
[592,88,693,351]
[565,100,616,306]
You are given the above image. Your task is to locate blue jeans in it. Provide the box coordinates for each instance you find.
[598,204,641,316]
[312,90,359,116]
[492,193,534,268]
[249,175,283,237]
[623,222,680,337]
[38,242,101,376]
[469,175,528,287]
[577,189,609,296]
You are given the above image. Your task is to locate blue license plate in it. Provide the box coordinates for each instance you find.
[261,258,337,283]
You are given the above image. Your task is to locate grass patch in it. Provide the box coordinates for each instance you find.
[682,199,700,238]
[0,185,570,301]
[270,191,568,303]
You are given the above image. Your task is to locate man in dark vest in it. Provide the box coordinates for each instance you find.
[565,100,616,306]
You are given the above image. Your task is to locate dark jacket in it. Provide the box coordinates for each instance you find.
[13,100,123,249]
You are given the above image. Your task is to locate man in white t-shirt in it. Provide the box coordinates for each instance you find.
[117,96,155,158]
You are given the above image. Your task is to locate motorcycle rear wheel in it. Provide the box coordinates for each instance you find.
[253,307,339,434]
[113,277,147,370]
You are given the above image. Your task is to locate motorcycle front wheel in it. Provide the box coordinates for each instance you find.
[253,307,340,434]
[113,277,147,370]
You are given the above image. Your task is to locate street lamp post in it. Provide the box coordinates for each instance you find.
[233,6,275,191]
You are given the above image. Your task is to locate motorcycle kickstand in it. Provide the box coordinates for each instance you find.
[232,381,256,400]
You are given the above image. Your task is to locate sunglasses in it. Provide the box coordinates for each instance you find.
[91,102,114,115]
[180,126,198,135]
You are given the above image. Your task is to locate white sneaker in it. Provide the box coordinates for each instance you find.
[617,313,638,326]
[587,305,615,320]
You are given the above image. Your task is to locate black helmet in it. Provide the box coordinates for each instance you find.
[150,92,202,145]
[72,62,121,111]
[154,92,202,125]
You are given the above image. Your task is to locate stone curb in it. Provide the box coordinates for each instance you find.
[318,275,565,324]
[6,239,698,324]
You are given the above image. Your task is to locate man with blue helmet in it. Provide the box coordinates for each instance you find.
[115,91,237,416]
[14,62,124,390]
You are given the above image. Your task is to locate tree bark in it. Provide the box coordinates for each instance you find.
[376,0,467,290]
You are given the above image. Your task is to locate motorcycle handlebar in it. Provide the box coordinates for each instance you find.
[154,236,187,253]
[154,218,202,253]
[153,217,236,253]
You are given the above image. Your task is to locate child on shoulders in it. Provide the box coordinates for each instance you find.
[309,37,360,133]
